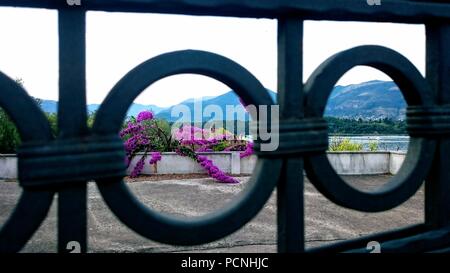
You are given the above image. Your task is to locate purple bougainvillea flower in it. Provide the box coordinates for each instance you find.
[149,151,162,165]
[136,110,154,122]
[120,111,245,184]
[130,156,146,178]
[119,122,144,138]
[240,142,254,158]
[196,155,239,184]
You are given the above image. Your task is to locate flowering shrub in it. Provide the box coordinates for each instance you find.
[175,146,239,184]
[120,110,253,183]
[328,138,363,152]
[136,110,154,123]
[239,142,254,158]
[149,151,162,164]
[198,155,239,184]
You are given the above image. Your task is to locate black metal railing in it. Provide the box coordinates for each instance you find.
[1,0,450,253]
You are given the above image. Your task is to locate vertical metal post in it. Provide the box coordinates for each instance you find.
[57,8,88,253]
[276,17,305,252]
[425,24,450,228]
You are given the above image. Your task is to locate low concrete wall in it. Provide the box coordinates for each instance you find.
[389,151,407,175]
[127,152,238,175]
[0,154,17,179]
[241,155,257,174]
[327,152,390,175]
[0,151,407,179]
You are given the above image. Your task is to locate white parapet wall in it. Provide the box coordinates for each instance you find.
[0,151,407,179]
[0,154,17,179]
[127,152,237,175]
[326,152,390,175]
[389,151,407,175]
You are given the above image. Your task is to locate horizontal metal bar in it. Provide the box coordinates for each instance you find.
[428,246,450,253]
[307,224,427,253]
[1,0,450,23]
[346,225,450,253]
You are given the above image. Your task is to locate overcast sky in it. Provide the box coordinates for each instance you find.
[0,7,425,106]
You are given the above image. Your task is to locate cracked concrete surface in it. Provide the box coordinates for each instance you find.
[0,175,424,252]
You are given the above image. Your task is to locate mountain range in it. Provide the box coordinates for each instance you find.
[41,100,165,118]
[325,80,406,120]
[39,80,406,121]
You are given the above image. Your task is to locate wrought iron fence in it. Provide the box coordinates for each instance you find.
[1,0,450,253]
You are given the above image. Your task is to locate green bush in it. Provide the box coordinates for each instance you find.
[329,138,363,152]
[46,112,58,137]
[0,79,59,153]
[0,109,21,153]
[0,108,108,153]
[368,141,378,152]
[143,118,174,152]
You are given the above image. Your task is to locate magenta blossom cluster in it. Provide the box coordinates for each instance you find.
[173,125,233,142]
[136,110,154,123]
[119,123,144,138]
[173,125,204,141]
[240,142,254,158]
[149,152,162,165]
[121,115,248,184]
[180,138,221,153]
[196,146,213,152]
[175,126,236,153]
[130,157,145,178]
[120,110,156,178]
[197,155,239,184]
[124,135,150,153]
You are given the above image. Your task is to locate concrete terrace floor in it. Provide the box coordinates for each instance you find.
[0,175,424,253]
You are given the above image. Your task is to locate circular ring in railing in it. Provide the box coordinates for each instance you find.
[17,135,127,189]
[0,72,54,252]
[93,50,281,245]
[303,45,437,212]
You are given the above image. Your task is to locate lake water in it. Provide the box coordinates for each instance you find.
[245,135,410,152]
[330,135,409,152]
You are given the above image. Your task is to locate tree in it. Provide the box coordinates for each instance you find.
[0,78,26,153]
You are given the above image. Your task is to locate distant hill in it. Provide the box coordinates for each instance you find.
[41,100,58,114]
[156,81,406,122]
[41,100,164,117]
[325,80,406,120]
[156,90,277,122]
[37,80,406,121]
